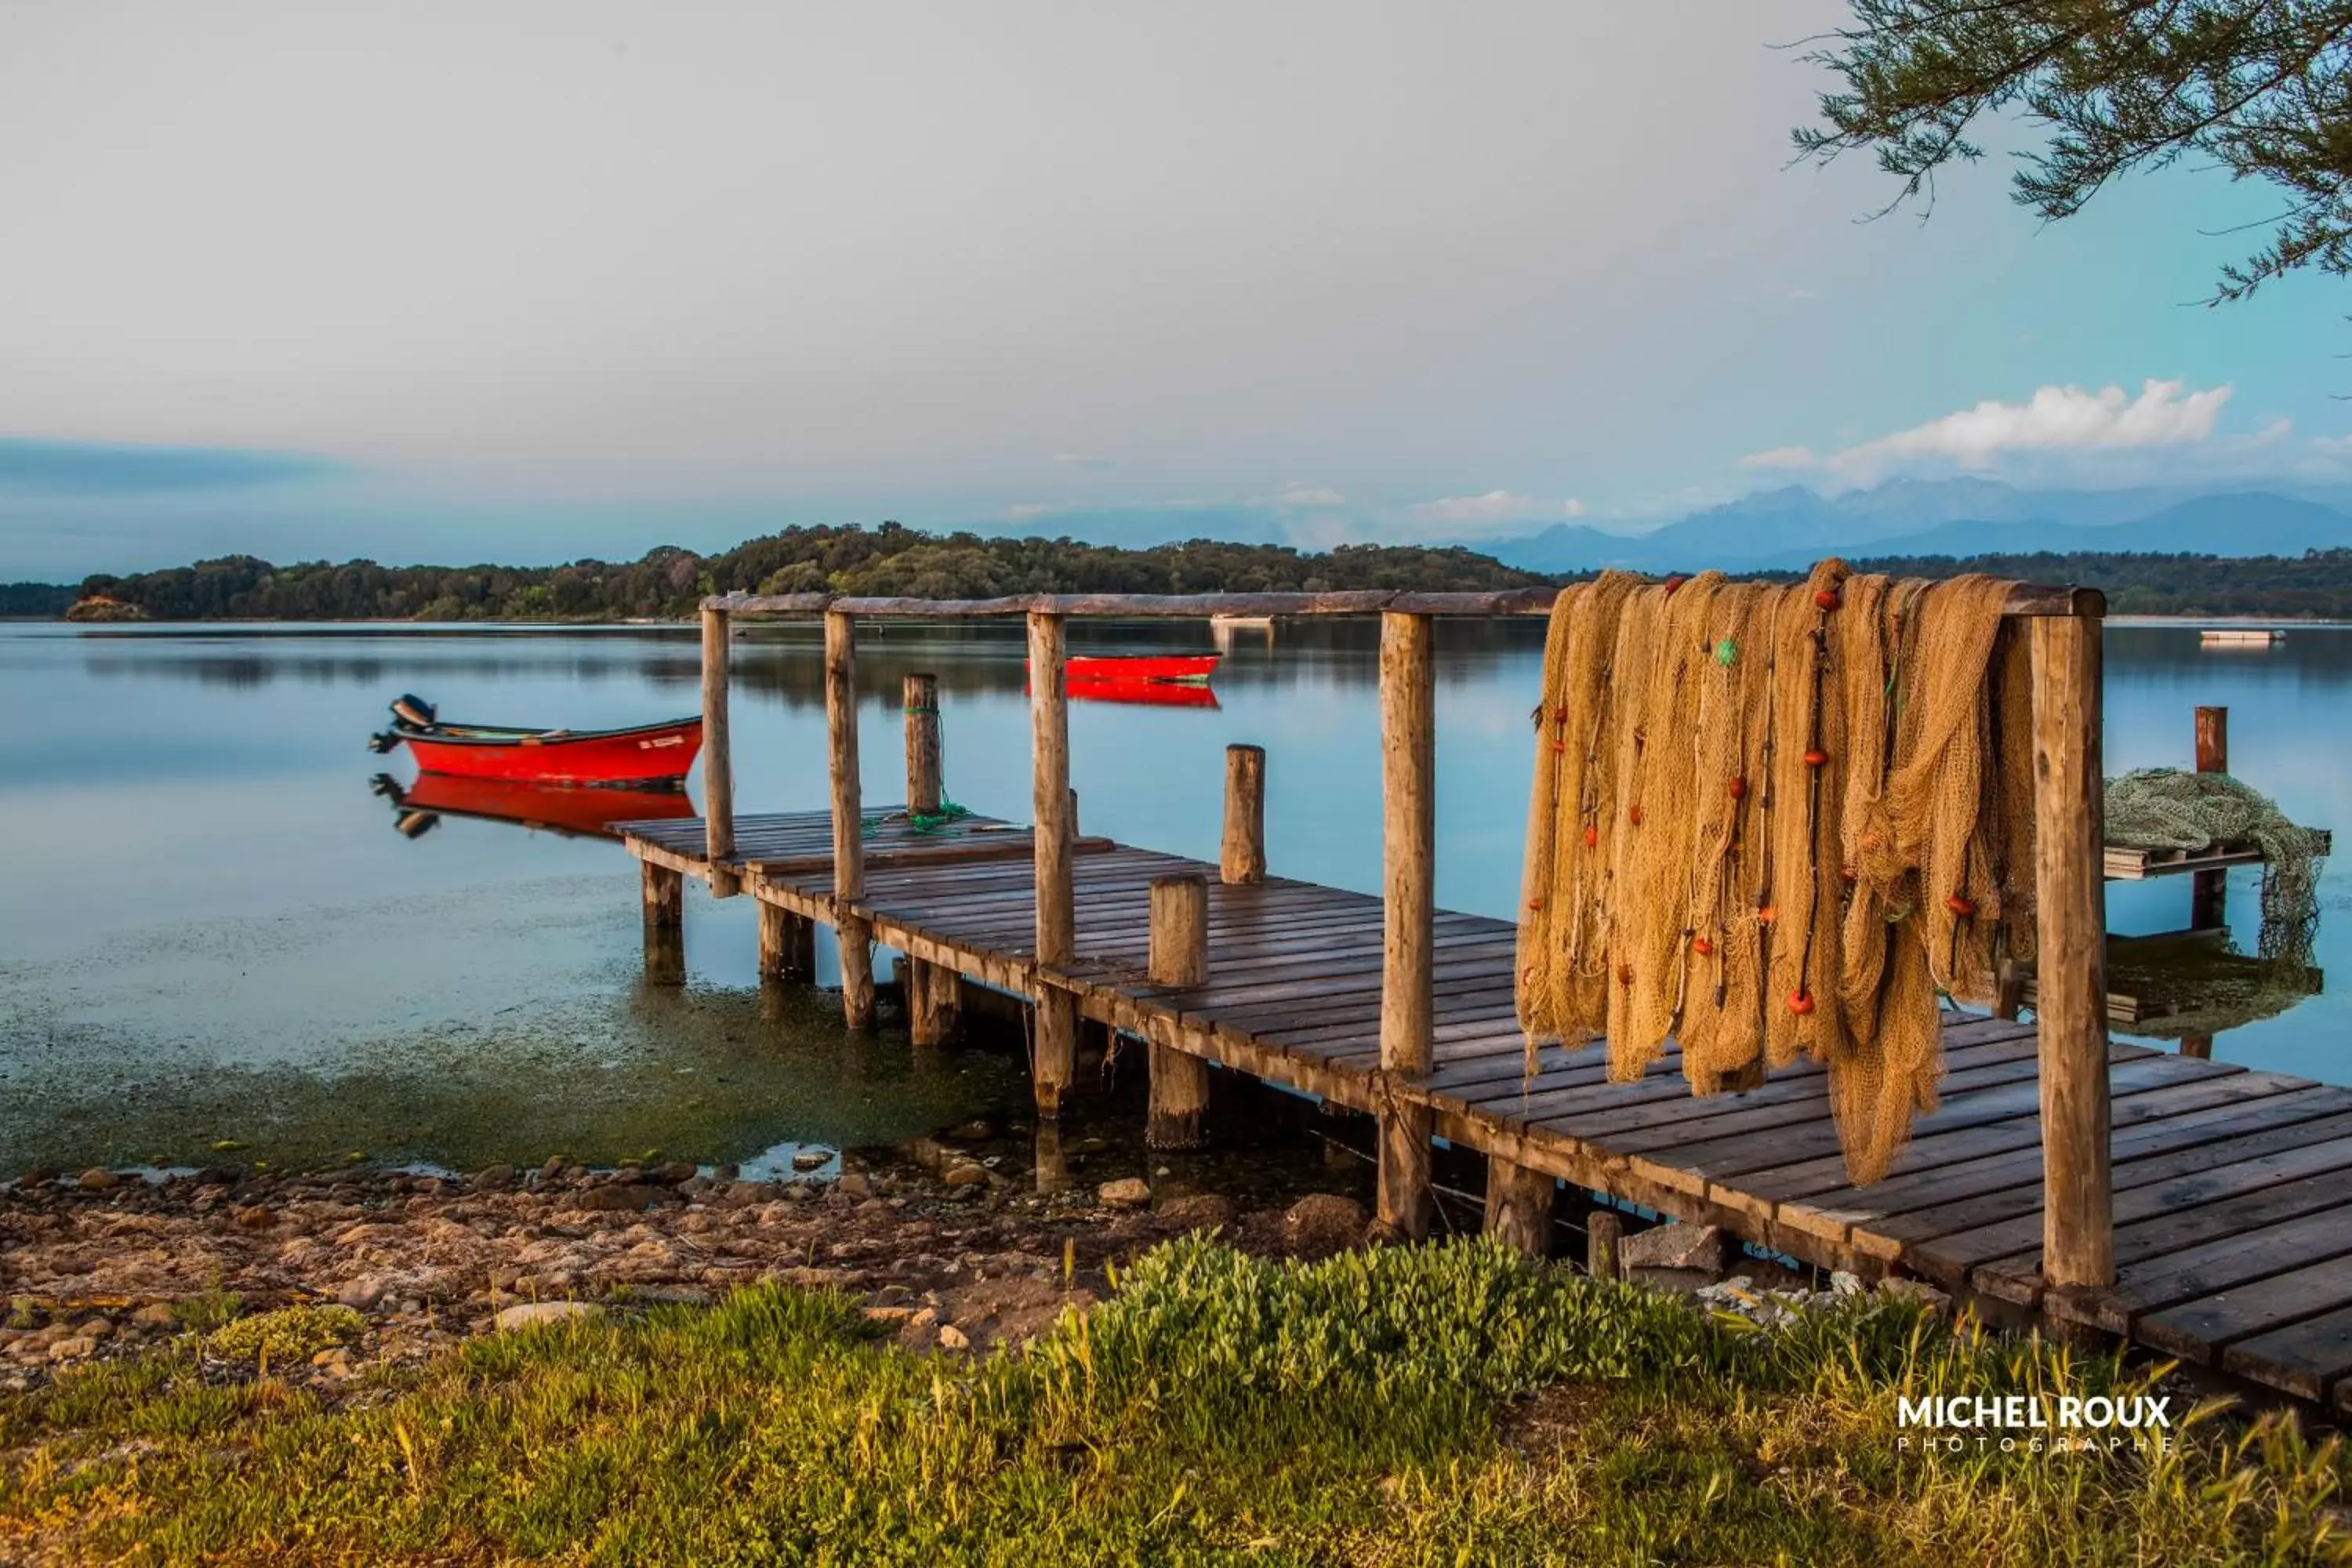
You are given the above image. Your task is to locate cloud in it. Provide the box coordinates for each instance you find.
[1408,490,1585,524]
[0,436,343,495]
[1276,483,1344,507]
[1050,453,1114,469]
[1741,380,2233,481]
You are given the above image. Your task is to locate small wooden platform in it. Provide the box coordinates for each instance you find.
[2106,830,2332,881]
[622,808,2352,1410]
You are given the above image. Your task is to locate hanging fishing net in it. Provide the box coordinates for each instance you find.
[1516,563,2037,1184]
[2101,768,2328,1040]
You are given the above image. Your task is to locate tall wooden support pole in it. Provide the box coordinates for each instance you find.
[905,673,943,817]
[1029,611,1077,1116]
[902,670,953,1039]
[641,861,684,984]
[2031,612,2114,1290]
[826,610,875,1029]
[2190,706,2230,931]
[1483,1159,1555,1258]
[1147,874,1211,1149]
[700,604,739,897]
[1221,743,1267,884]
[1377,611,1436,1241]
[2182,705,2231,1057]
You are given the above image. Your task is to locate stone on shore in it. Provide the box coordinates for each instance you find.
[1620,1222,1727,1276]
[1096,1178,1151,1208]
[492,1301,602,1333]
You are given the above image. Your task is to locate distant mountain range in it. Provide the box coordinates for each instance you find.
[1486,480,2352,574]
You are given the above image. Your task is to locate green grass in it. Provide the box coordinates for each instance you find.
[3,1236,2347,1566]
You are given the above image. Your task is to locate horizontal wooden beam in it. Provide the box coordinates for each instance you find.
[702,583,2100,622]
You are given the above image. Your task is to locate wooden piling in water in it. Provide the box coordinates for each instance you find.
[906,673,942,818]
[1148,874,1211,1149]
[757,901,788,981]
[1029,610,1077,1116]
[1376,610,1436,1240]
[701,604,738,897]
[2031,612,2114,1291]
[2183,704,2230,1058]
[826,610,875,1029]
[1483,1159,1554,1258]
[909,958,960,1046]
[1221,743,1266,884]
[641,861,684,983]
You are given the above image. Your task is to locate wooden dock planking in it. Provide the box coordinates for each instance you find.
[619,806,2352,1410]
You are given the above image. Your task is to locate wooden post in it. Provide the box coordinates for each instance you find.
[1377,610,1436,1240]
[909,959,960,1046]
[2190,705,2230,931]
[1587,1209,1624,1280]
[641,861,684,984]
[1221,743,1267,884]
[786,913,816,982]
[1483,1159,1555,1258]
[757,901,788,980]
[905,673,942,818]
[641,861,682,934]
[1147,874,1211,1149]
[2183,705,2230,1055]
[700,604,739,897]
[1029,610,1077,1116]
[2031,612,2114,1290]
[826,610,875,1029]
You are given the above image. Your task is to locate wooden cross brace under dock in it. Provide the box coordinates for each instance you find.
[621,587,2352,1414]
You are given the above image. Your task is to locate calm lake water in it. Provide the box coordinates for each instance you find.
[2,618,2346,1174]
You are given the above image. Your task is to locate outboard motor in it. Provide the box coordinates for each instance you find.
[368,773,407,803]
[367,731,404,754]
[394,809,440,839]
[390,693,437,729]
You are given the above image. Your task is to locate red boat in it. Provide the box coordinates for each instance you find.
[373,772,698,839]
[1067,674,1221,709]
[1052,653,1220,684]
[371,695,701,787]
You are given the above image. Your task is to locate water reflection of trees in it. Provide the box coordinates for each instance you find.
[75,620,1549,702]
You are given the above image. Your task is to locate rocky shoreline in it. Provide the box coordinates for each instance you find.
[0,1130,1387,1395]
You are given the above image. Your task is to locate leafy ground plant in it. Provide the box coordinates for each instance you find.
[2,1236,2346,1566]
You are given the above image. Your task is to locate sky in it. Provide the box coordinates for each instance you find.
[4,0,2350,579]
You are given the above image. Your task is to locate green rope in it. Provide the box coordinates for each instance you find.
[860,798,975,837]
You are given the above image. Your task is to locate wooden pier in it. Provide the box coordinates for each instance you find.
[622,588,2352,1413]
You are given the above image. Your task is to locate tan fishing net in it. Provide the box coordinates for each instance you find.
[1516,561,2038,1183]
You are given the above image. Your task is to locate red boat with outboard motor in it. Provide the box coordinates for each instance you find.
[368,695,701,787]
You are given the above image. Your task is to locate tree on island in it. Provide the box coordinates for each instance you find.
[1798,1,2352,300]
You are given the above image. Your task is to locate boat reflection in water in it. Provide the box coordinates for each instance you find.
[369,772,697,841]
[1065,674,1221,710]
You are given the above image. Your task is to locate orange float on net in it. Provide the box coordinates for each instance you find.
[1628,803,1643,826]
[1813,588,1842,612]
[1841,866,1857,884]
[1663,575,1686,594]
[1946,893,1978,918]
[1582,825,1599,849]
[1788,989,1816,1015]
[1617,963,1634,987]
[1726,775,1748,800]
[1691,935,1714,956]
[1802,748,1829,768]
[1757,904,1777,924]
